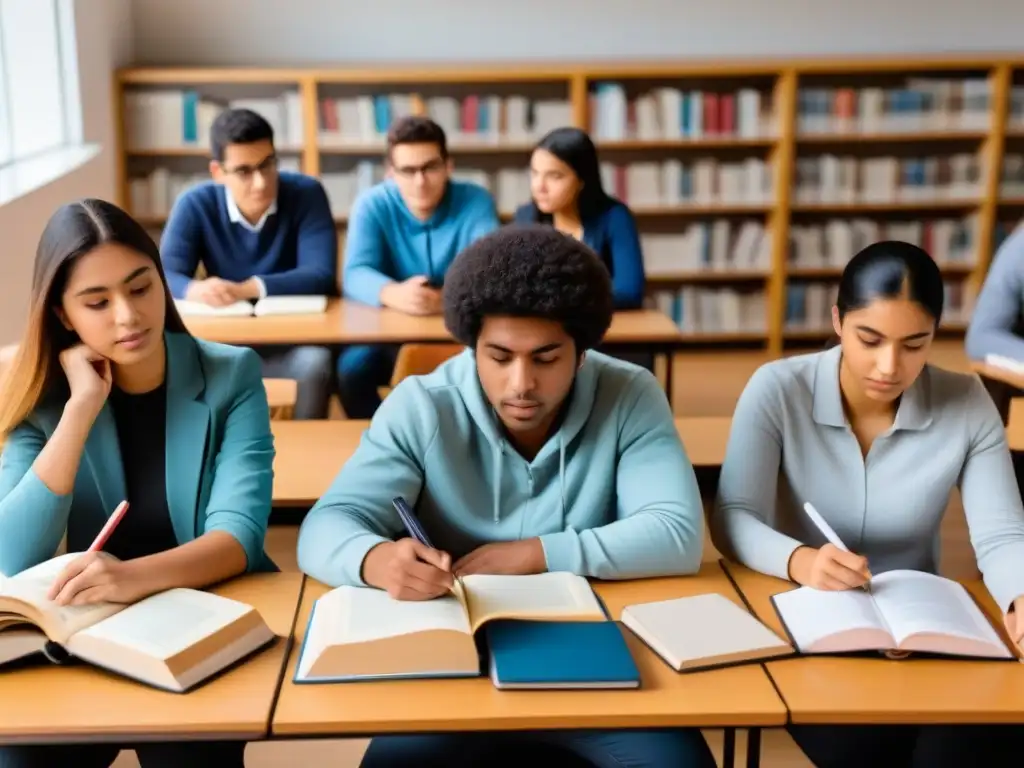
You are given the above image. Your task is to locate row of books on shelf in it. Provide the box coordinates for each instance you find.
[599,158,772,208]
[1010,87,1024,128]
[650,287,767,335]
[124,90,305,151]
[797,78,991,134]
[793,153,983,204]
[121,78,1024,153]
[788,217,977,271]
[1000,154,1024,197]
[589,84,773,141]
[319,94,573,147]
[641,221,771,276]
[785,280,973,332]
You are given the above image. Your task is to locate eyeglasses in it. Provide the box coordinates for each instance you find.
[392,157,446,179]
[221,154,279,185]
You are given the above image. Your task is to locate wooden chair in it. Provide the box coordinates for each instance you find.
[263,378,298,420]
[389,343,463,388]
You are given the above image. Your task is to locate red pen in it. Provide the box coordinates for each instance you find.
[88,500,129,552]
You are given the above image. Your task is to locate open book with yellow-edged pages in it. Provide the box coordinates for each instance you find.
[294,571,616,683]
[0,553,277,692]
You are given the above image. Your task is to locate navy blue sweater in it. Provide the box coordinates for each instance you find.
[513,201,646,309]
[161,172,338,298]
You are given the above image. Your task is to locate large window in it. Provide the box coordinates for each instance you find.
[0,0,80,166]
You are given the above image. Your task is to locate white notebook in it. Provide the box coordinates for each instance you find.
[771,569,1015,660]
[621,593,794,672]
[175,295,328,317]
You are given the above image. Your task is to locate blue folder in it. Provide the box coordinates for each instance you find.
[485,619,641,689]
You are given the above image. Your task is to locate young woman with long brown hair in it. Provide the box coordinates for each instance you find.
[0,199,275,768]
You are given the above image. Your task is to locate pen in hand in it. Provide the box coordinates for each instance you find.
[800,502,872,592]
[88,500,129,553]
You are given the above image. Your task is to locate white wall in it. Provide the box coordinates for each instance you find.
[130,0,1019,65]
[0,0,133,341]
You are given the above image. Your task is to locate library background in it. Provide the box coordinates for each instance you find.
[1,2,1024,768]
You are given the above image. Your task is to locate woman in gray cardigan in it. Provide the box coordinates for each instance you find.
[712,240,1024,768]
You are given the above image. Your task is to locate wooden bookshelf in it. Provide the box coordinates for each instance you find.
[114,56,1024,357]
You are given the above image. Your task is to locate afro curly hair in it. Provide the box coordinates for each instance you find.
[443,224,614,352]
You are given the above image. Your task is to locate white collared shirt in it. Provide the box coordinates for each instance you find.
[224,188,277,299]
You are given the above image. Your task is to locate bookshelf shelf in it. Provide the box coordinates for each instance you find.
[796,130,989,144]
[115,55,1024,358]
[790,200,982,213]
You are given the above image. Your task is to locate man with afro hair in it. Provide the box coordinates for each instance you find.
[297,225,712,767]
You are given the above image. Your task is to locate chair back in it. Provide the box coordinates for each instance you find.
[263,378,298,420]
[390,343,463,388]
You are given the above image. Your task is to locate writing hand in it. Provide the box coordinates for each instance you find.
[453,539,546,577]
[788,543,872,591]
[47,552,151,606]
[361,538,453,601]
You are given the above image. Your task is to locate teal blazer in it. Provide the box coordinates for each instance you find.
[0,332,276,576]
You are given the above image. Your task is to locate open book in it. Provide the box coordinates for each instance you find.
[772,569,1015,659]
[0,554,276,692]
[295,571,606,683]
[174,295,328,317]
[622,593,794,672]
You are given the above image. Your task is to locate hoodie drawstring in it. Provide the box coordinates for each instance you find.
[489,433,567,525]
[492,441,504,523]
[558,433,566,522]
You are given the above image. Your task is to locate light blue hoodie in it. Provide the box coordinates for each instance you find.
[297,349,705,587]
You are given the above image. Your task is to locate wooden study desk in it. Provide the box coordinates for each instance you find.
[722,560,1024,725]
[184,299,682,348]
[271,417,733,508]
[271,563,784,768]
[0,573,303,745]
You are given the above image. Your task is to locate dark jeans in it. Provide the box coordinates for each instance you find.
[788,723,1024,767]
[0,741,245,768]
[336,344,399,419]
[359,727,716,768]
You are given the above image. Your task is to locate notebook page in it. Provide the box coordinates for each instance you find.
[463,572,604,632]
[771,585,889,652]
[74,589,251,659]
[871,570,1009,654]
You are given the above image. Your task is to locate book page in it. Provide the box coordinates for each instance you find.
[312,586,472,648]
[462,572,605,633]
[253,295,328,316]
[0,554,123,642]
[871,570,1011,657]
[73,588,252,659]
[173,299,253,317]
[771,584,892,653]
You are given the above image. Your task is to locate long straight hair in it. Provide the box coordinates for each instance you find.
[0,199,188,438]
[522,127,618,224]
